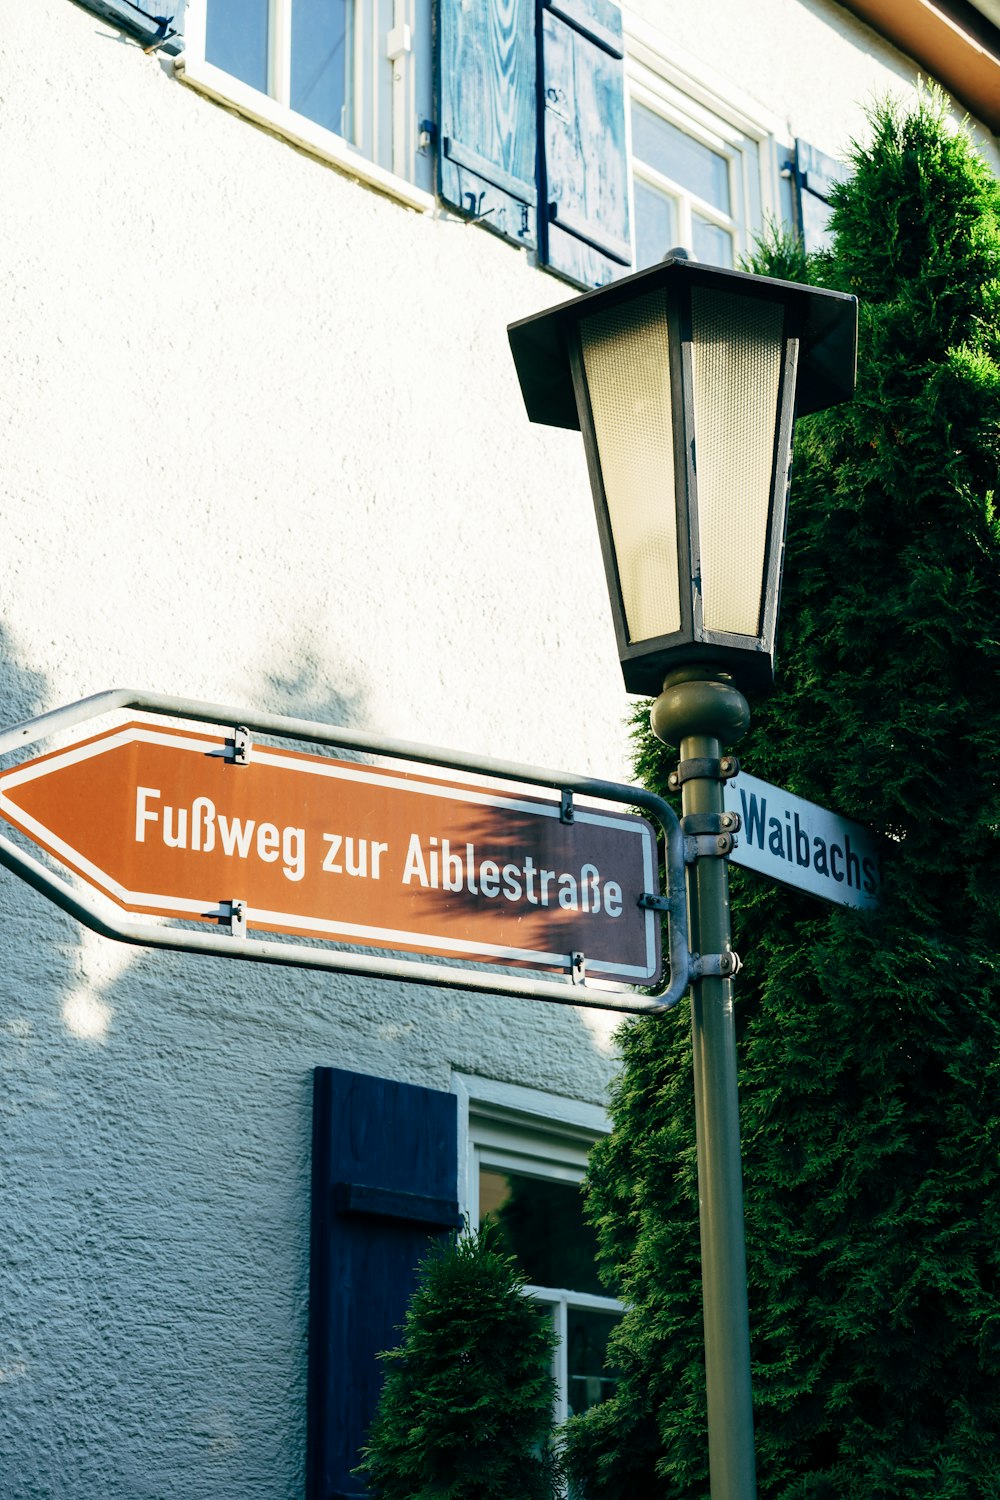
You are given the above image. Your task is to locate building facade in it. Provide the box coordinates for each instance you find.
[1,2,997,1496]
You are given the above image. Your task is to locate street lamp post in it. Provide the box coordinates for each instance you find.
[508,255,857,1499]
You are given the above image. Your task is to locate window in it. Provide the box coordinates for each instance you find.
[624,24,849,270]
[178,0,435,208]
[631,98,743,269]
[456,1075,622,1426]
[627,58,772,272]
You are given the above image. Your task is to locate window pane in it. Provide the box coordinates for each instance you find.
[567,1308,620,1416]
[291,0,352,139]
[692,214,735,268]
[479,1168,605,1296]
[206,0,269,94]
[633,178,678,269]
[632,102,731,214]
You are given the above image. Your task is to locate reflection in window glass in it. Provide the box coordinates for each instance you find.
[693,214,734,268]
[291,0,353,139]
[633,178,678,269]
[479,1168,605,1296]
[632,102,731,213]
[206,0,269,94]
[567,1308,620,1416]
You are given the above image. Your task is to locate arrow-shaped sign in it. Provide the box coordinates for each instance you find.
[0,720,661,982]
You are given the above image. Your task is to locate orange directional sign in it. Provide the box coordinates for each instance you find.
[0,721,662,982]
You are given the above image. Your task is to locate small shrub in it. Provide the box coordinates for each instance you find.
[356,1222,561,1500]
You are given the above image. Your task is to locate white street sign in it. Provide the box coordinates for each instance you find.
[723,771,880,910]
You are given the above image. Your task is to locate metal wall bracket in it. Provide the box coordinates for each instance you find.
[668,754,740,790]
[571,951,586,984]
[231,726,252,765]
[689,951,742,979]
[230,900,247,938]
[560,789,575,824]
[684,833,736,862]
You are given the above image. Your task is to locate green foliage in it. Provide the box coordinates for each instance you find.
[563,96,1000,1499]
[356,1223,561,1500]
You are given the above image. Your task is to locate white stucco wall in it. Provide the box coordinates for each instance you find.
[0,1,995,1496]
[629,0,1000,167]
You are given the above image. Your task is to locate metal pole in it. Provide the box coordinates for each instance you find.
[651,667,756,1500]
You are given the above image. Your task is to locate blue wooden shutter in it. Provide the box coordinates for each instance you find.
[539,0,631,287]
[437,0,538,250]
[307,1068,461,1500]
[793,139,850,255]
[75,0,184,53]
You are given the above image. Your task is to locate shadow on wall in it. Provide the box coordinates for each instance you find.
[0,624,49,736]
[0,624,617,1500]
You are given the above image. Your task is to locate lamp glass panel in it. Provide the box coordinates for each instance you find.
[690,287,784,637]
[579,291,681,644]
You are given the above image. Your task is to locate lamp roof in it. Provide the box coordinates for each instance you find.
[508,255,858,430]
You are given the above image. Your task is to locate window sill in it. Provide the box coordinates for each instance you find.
[174,55,436,214]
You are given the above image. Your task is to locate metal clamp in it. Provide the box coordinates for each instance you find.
[560,789,575,824]
[684,833,736,862]
[230,900,247,938]
[689,951,742,979]
[668,755,740,791]
[570,951,586,985]
[638,891,672,913]
[231,726,252,765]
[681,811,741,836]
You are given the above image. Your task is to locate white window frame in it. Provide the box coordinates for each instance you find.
[452,1073,623,1427]
[176,0,434,212]
[624,15,787,270]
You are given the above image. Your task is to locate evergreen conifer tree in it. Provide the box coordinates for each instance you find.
[562,96,1000,1499]
[356,1223,561,1500]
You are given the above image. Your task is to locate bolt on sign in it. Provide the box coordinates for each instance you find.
[0,720,661,983]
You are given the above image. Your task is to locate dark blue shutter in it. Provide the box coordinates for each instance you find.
[539,0,631,287]
[74,0,184,54]
[792,139,850,255]
[306,1068,461,1500]
[437,0,538,249]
